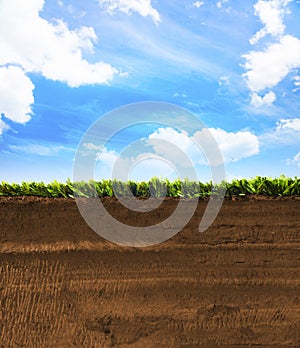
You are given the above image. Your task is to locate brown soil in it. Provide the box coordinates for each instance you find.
[0,196,299,347]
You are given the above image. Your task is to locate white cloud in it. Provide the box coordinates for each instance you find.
[95,147,122,179]
[196,128,259,164]
[293,75,300,87]
[250,91,276,107]
[276,118,300,132]
[0,66,34,124]
[94,147,178,180]
[250,0,291,45]
[0,117,9,136]
[97,147,118,164]
[9,144,71,156]
[217,0,228,9]
[148,127,204,167]
[243,0,300,107]
[0,0,118,129]
[287,150,300,167]
[193,1,204,8]
[99,0,161,25]
[148,127,259,165]
[83,143,104,151]
[292,75,300,92]
[243,35,300,93]
[0,0,118,87]
[259,118,300,147]
[91,127,259,179]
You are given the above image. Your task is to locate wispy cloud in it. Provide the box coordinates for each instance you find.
[103,13,228,81]
[9,144,74,156]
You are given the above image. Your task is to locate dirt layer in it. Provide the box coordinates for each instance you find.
[0,196,299,347]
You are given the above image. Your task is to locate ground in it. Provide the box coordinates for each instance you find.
[0,196,299,347]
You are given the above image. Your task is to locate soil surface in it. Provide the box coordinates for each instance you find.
[0,196,299,347]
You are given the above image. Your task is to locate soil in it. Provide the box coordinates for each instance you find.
[0,196,299,347]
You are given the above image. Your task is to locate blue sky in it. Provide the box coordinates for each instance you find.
[0,0,300,183]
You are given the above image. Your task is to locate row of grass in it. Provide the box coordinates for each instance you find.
[0,176,299,198]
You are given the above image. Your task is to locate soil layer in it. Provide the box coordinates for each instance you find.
[0,197,299,347]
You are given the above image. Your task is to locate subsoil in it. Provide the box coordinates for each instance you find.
[0,196,299,347]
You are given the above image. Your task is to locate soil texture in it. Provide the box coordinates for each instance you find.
[0,196,299,347]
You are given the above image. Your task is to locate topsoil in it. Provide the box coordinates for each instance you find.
[0,196,299,347]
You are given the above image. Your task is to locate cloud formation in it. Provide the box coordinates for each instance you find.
[243,0,300,107]
[196,128,259,164]
[294,76,300,86]
[250,91,276,107]
[243,35,300,92]
[292,75,300,92]
[0,66,35,124]
[148,127,259,165]
[249,0,291,45]
[83,143,104,151]
[89,126,259,179]
[0,0,117,87]
[99,0,161,25]
[0,0,118,128]
[287,150,300,167]
[259,118,300,147]
[276,118,300,132]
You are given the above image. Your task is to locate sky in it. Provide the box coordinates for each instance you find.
[0,0,300,183]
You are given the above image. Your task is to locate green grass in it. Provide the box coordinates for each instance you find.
[0,175,299,198]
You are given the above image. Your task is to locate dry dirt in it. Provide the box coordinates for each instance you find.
[0,196,299,347]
